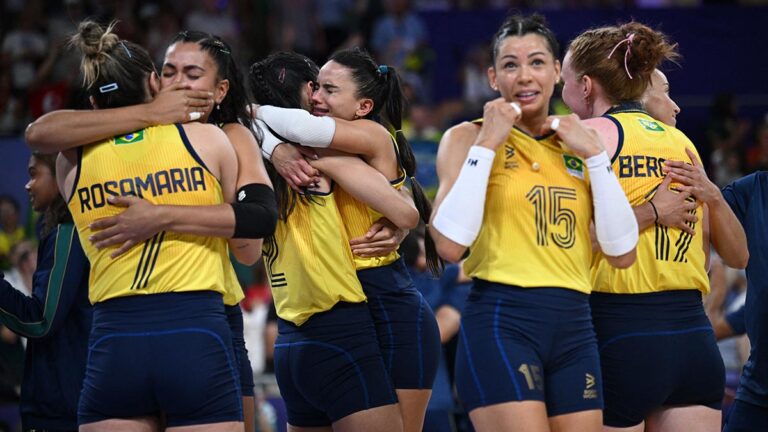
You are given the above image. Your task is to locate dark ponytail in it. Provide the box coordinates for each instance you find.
[329,47,441,275]
[249,52,320,220]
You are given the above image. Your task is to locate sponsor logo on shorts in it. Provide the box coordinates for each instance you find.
[583,373,598,399]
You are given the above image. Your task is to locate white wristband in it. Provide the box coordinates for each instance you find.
[253,119,282,161]
[432,146,496,247]
[587,151,638,256]
[257,105,336,148]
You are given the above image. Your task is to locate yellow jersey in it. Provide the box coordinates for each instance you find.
[68,124,231,304]
[335,166,406,271]
[591,106,708,295]
[263,188,366,326]
[222,260,244,306]
[463,125,594,294]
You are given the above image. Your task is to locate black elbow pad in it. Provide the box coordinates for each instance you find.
[231,183,278,239]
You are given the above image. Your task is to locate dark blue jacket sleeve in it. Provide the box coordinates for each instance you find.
[725,304,747,336]
[721,173,754,224]
[0,223,89,339]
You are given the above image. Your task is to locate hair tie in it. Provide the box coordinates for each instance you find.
[210,39,230,55]
[409,176,417,184]
[99,83,119,93]
[378,64,389,75]
[607,33,636,80]
[120,41,132,58]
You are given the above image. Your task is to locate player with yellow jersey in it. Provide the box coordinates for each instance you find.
[53,22,248,431]
[429,15,638,432]
[248,51,437,431]
[562,22,748,431]
[26,30,279,431]
[255,49,442,432]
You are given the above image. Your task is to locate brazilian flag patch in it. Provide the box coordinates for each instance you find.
[638,118,665,132]
[115,130,145,145]
[563,155,584,179]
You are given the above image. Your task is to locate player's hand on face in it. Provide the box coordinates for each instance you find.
[271,143,321,193]
[349,218,408,257]
[651,174,697,236]
[149,83,214,125]
[663,148,721,205]
[475,98,522,151]
[542,114,604,159]
[88,195,160,258]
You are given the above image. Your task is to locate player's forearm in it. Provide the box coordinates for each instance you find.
[156,204,236,238]
[633,202,657,232]
[313,155,419,229]
[229,239,262,266]
[26,105,151,153]
[708,198,749,269]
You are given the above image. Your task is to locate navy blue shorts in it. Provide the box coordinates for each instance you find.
[725,399,768,432]
[358,258,440,390]
[226,304,255,397]
[591,290,724,428]
[455,281,602,416]
[78,292,242,427]
[274,301,397,427]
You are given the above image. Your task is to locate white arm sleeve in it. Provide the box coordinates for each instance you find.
[588,151,639,256]
[431,146,496,247]
[252,119,283,161]
[256,105,336,148]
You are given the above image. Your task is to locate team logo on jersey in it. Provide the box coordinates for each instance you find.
[638,118,665,132]
[504,144,518,169]
[115,130,145,145]
[583,373,598,399]
[563,155,584,179]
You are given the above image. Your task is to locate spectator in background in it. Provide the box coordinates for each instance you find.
[746,122,768,172]
[0,70,23,135]
[141,5,182,66]
[401,230,472,432]
[242,262,271,378]
[708,94,750,186]
[185,0,240,52]
[269,0,324,62]
[372,0,428,64]
[371,0,430,99]
[1,3,47,127]
[0,196,26,271]
[314,0,357,58]
[0,151,92,432]
[2,240,35,297]
[462,43,497,117]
